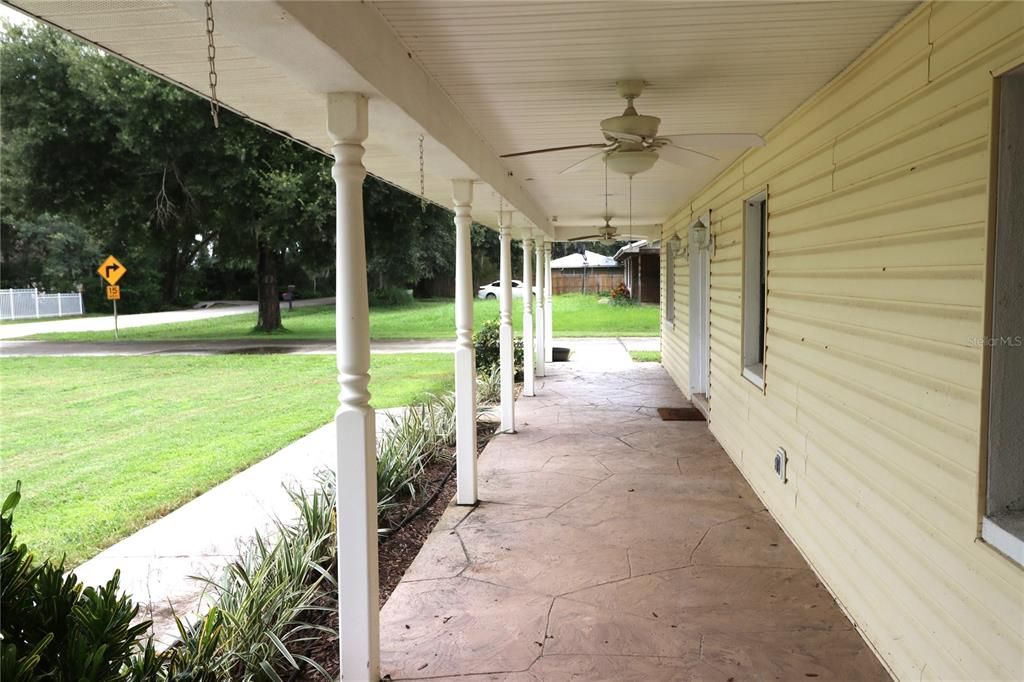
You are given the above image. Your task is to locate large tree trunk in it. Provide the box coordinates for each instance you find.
[160,245,184,306]
[256,240,282,332]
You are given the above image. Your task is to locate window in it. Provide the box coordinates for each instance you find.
[511,281,521,288]
[982,65,1024,565]
[742,190,768,389]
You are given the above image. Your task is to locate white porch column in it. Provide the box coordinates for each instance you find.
[453,179,478,505]
[544,242,553,362]
[521,238,536,397]
[535,239,547,378]
[498,215,515,432]
[327,92,379,682]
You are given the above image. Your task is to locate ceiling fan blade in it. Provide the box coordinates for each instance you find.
[658,133,765,149]
[559,144,617,175]
[657,144,719,168]
[569,234,603,241]
[500,143,607,159]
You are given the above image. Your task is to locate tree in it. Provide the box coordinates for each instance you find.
[1,22,221,312]
[1,20,474,323]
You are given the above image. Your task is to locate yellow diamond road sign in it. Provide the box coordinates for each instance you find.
[98,255,126,285]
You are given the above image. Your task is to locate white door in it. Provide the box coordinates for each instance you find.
[688,221,711,398]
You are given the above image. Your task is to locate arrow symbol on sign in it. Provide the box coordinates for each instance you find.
[106,264,120,278]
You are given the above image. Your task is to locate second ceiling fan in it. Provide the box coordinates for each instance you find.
[501,80,764,176]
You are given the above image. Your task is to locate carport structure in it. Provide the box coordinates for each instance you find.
[9,2,1024,681]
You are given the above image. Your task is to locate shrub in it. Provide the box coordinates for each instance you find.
[608,282,635,306]
[473,318,524,376]
[376,392,458,518]
[0,482,155,681]
[368,286,413,307]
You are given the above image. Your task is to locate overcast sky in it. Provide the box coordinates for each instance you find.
[0,4,33,27]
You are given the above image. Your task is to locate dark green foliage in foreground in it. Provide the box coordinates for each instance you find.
[0,482,154,681]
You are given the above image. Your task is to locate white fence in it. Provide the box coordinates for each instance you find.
[0,288,85,321]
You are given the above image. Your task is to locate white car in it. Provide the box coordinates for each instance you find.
[477,279,536,299]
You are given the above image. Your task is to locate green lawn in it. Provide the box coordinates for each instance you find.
[0,353,453,566]
[30,294,660,342]
[629,350,662,363]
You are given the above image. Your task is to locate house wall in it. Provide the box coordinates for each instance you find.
[660,3,1024,681]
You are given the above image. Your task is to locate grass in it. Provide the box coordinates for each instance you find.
[0,353,453,566]
[29,294,660,342]
[629,350,662,363]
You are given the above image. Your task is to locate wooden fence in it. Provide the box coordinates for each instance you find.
[551,268,625,295]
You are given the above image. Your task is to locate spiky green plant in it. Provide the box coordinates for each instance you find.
[476,366,502,405]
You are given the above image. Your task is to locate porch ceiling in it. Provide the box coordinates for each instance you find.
[7,0,916,240]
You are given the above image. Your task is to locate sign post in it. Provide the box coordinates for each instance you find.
[97,256,126,340]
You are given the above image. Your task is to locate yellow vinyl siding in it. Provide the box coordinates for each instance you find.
[660,3,1024,681]
[661,211,691,391]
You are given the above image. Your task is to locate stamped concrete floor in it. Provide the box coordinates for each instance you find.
[378,345,890,681]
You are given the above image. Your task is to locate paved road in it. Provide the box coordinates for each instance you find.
[0,336,659,357]
[0,338,455,356]
[0,297,335,340]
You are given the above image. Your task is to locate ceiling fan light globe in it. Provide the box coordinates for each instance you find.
[601,237,616,246]
[606,149,658,176]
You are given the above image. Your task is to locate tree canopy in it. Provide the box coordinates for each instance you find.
[1,21,492,322]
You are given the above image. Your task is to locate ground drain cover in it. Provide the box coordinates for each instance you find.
[657,407,705,421]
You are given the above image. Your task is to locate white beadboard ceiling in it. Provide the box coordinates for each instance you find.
[5,0,917,239]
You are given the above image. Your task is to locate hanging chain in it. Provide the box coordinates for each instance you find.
[603,156,609,219]
[205,0,220,128]
[418,134,426,209]
[628,174,633,241]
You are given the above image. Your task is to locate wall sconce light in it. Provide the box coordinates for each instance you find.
[692,222,710,249]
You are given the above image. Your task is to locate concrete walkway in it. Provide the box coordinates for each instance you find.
[377,341,889,680]
[0,297,334,340]
[75,407,403,647]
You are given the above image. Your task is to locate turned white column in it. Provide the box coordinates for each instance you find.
[521,238,536,397]
[544,242,553,362]
[453,179,478,505]
[498,216,515,432]
[327,92,379,682]
[535,238,547,378]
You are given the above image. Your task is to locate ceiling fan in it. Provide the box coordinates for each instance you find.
[569,216,621,246]
[501,80,765,176]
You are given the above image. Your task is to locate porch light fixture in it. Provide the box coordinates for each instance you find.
[692,222,709,249]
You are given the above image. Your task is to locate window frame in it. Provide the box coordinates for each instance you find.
[979,64,1024,566]
[741,188,769,391]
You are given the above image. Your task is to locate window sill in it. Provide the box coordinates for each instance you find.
[982,514,1024,566]
[742,365,765,391]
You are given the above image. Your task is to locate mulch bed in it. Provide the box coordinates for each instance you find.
[293,422,497,681]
